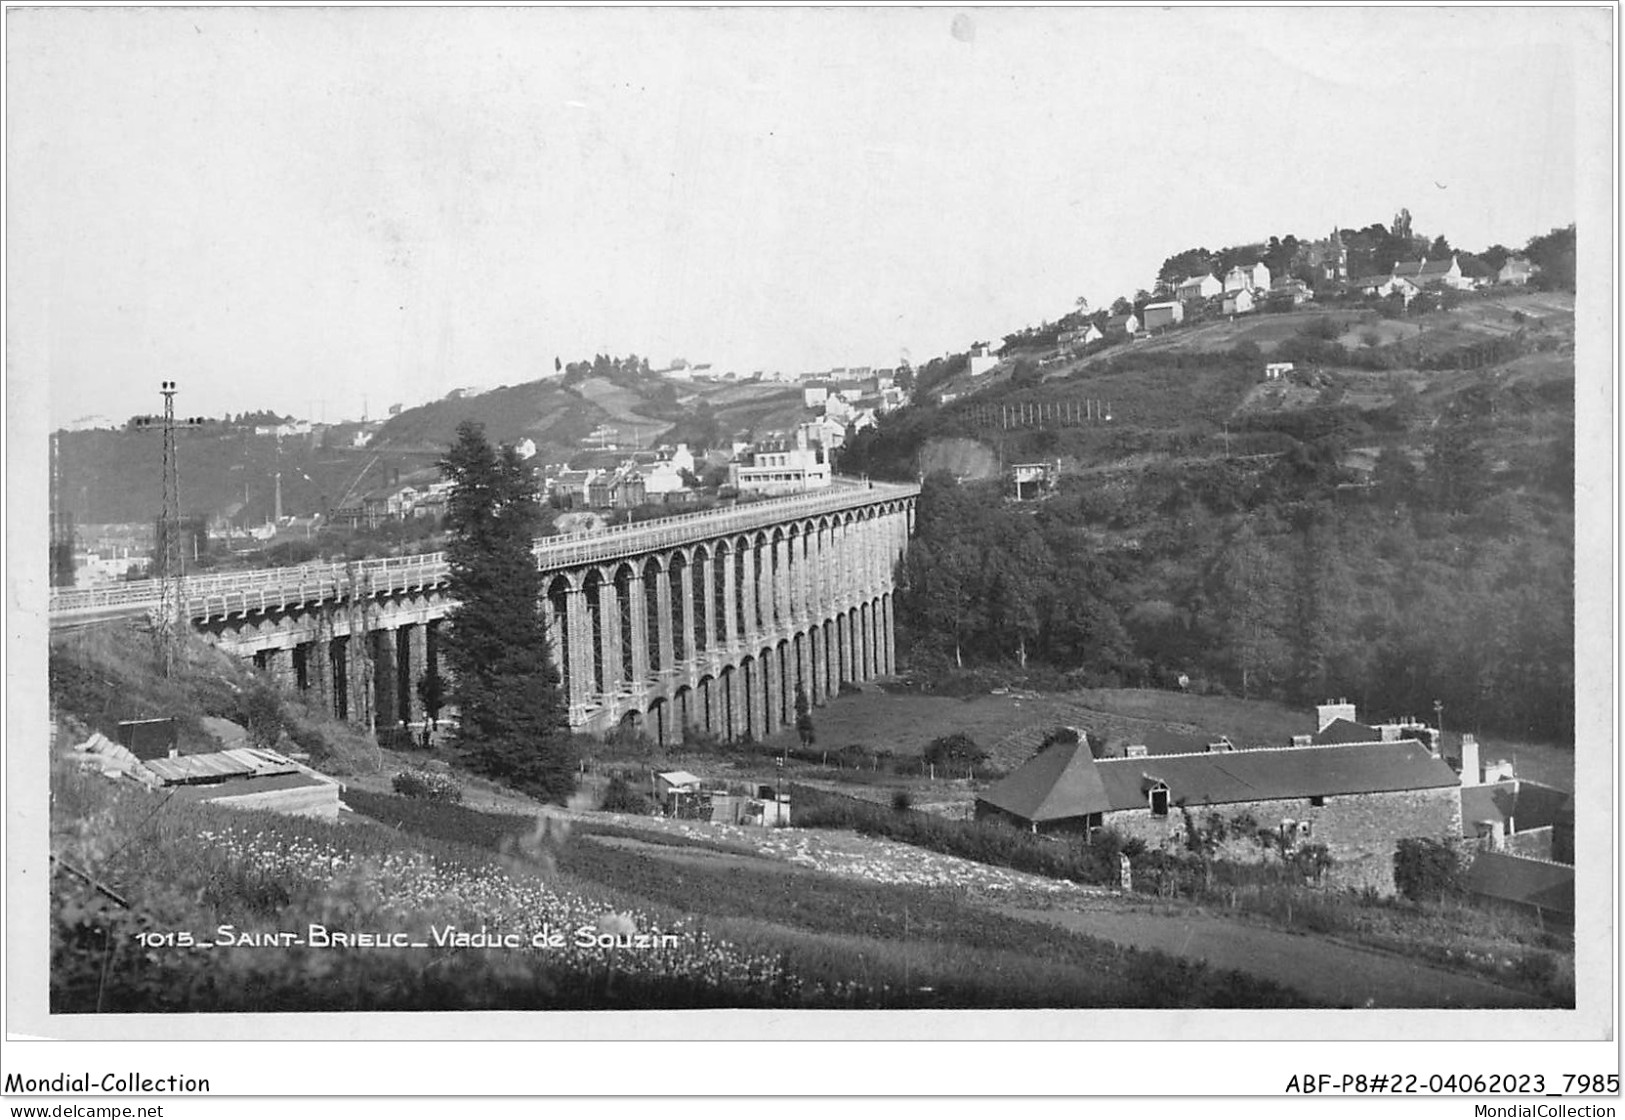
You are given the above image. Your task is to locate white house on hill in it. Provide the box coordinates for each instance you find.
[1176,274,1223,301]
[1223,262,1271,292]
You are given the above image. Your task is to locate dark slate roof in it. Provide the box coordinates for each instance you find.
[1115,729,1212,756]
[975,740,1110,823]
[1461,781,1572,834]
[1461,851,1573,914]
[978,739,1459,822]
[1092,740,1458,811]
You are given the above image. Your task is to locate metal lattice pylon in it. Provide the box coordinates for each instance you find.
[132,382,208,677]
[155,381,185,676]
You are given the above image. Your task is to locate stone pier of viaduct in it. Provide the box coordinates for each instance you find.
[49,480,919,747]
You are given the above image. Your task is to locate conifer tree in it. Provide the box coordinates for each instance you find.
[439,420,575,801]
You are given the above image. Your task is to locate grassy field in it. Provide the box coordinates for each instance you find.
[763,685,1317,762]
[49,748,1311,1010]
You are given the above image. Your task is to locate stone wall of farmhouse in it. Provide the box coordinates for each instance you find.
[1107,786,1463,895]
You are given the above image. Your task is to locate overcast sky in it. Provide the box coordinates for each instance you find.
[8,6,1601,428]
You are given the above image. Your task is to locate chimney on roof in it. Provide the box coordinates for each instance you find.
[1459,734,1480,786]
[1315,700,1358,732]
[1484,758,1516,784]
[1126,744,1148,759]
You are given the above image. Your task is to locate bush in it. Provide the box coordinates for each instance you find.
[923,732,988,771]
[238,684,285,750]
[1037,726,1080,754]
[391,768,464,803]
[1299,315,1342,341]
[1393,837,1461,902]
[890,790,914,812]
[600,772,652,815]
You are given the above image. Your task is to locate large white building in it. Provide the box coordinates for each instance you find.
[729,442,831,495]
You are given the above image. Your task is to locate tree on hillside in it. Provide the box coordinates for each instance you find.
[1425,420,1490,514]
[794,685,815,748]
[1262,235,1301,280]
[1157,247,1215,288]
[1525,224,1576,291]
[1477,244,1513,271]
[440,420,575,801]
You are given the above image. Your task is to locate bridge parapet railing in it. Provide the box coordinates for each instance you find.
[49,479,918,620]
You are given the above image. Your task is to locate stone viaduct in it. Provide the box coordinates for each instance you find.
[49,480,919,747]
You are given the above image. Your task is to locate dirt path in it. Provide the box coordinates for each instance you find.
[1000,903,1546,1008]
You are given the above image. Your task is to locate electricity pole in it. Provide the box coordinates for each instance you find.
[133,382,205,677]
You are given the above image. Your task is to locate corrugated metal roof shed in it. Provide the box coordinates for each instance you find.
[145,748,297,785]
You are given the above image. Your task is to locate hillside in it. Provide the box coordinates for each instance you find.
[54,426,444,530]
[54,373,826,530]
[842,287,1576,749]
[856,291,1573,478]
[374,375,811,462]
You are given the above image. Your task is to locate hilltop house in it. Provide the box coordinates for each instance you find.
[1392,254,1473,291]
[975,736,1462,892]
[1270,277,1315,306]
[1176,274,1223,301]
[1058,323,1104,351]
[1106,312,1141,337]
[797,416,847,452]
[1497,257,1535,285]
[1221,289,1256,316]
[1354,273,1421,302]
[968,341,1002,377]
[1223,262,1271,293]
[1305,229,1349,286]
[1142,301,1184,330]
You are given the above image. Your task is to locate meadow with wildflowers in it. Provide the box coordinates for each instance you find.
[52,759,1307,1010]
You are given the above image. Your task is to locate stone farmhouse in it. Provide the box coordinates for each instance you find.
[975,733,1462,893]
